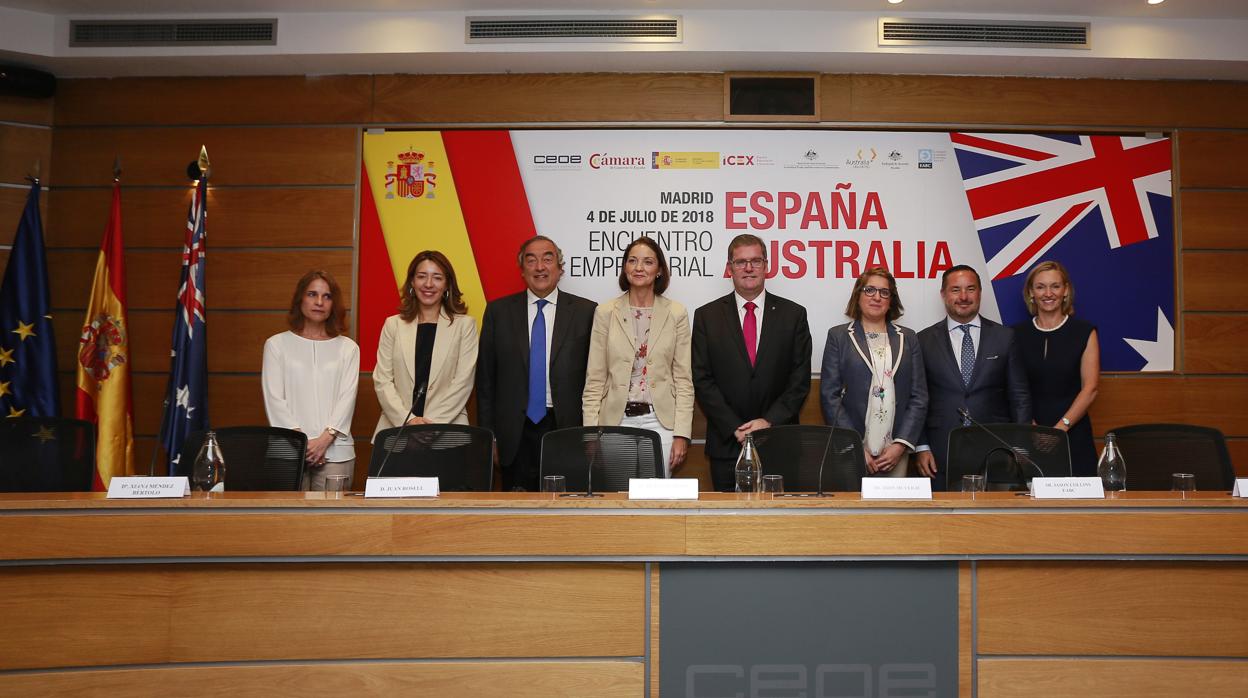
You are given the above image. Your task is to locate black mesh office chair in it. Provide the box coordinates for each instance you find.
[750,425,868,492]
[946,424,1071,491]
[0,417,96,492]
[182,427,307,491]
[539,426,665,493]
[1110,423,1235,491]
[369,424,493,491]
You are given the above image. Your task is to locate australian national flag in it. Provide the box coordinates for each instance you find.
[0,181,59,417]
[158,175,209,475]
[952,133,1174,371]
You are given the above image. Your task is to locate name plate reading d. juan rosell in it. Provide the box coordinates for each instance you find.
[1233,479,1248,497]
[1031,477,1105,499]
[628,478,699,500]
[106,477,190,499]
[860,477,933,500]
[364,477,439,498]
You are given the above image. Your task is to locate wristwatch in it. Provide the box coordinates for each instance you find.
[1060,417,1071,427]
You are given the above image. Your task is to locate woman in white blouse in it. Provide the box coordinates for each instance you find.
[262,270,360,490]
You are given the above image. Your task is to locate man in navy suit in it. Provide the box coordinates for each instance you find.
[476,236,596,491]
[692,234,812,491]
[915,265,1031,490]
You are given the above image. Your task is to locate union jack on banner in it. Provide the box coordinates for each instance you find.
[157,175,209,475]
[952,133,1175,372]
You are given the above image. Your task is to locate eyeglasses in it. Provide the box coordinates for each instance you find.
[731,257,766,270]
[861,285,892,299]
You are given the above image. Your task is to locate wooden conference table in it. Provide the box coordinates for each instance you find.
[1,491,1247,697]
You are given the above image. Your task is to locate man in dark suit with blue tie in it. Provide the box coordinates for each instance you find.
[692,234,813,491]
[915,265,1031,490]
[476,236,596,491]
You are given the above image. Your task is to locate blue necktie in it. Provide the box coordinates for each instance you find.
[957,324,975,387]
[526,299,549,424]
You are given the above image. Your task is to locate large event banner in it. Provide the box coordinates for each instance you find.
[359,130,1174,373]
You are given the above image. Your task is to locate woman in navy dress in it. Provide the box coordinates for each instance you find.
[1013,261,1100,476]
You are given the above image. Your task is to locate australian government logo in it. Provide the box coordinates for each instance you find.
[783,149,838,170]
[79,314,127,382]
[384,148,437,200]
[882,148,910,170]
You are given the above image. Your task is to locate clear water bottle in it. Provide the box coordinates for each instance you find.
[734,433,763,494]
[192,431,227,493]
[1097,432,1126,492]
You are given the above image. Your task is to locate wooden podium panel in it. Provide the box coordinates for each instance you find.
[978,659,1248,698]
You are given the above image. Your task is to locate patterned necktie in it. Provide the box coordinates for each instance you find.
[743,301,758,366]
[957,324,975,387]
[526,299,549,423]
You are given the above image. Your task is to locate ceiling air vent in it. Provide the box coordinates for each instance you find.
[879,17,1089,49]
[466,16,681,43]
[70,19,277,47]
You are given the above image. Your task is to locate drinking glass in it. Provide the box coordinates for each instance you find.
[761,474,784,495]
[542,475,567,494]
[962,474,986,498]
[324,474,349,498]
[1171,473,1196,498]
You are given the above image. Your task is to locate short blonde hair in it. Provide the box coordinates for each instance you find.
[1023,260,1074,317]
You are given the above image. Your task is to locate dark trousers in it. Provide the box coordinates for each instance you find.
[501,409,554,492]
[710,456,739,493]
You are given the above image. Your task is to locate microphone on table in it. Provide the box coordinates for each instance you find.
[375,381,426,478]
[564,426,605,498]
[817,385,850,496]
[956,407,1044,485]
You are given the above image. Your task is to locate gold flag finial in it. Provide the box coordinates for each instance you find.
[197,145,210,177]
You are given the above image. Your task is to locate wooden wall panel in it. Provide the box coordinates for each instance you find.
[46,187,356,248]
[1183,251,1248,311]
[1181,190,1248,250]
[48,249,354,311]
[373,73,725,123]
[0,661,644,698]
[1180,131,1248,188]
[0,94,54,125]
[1231,441,1247,476]
[127,373,267,434]
[1090,376,1248,435]
[846,76,1248,129]
[0,563,645,670]
[0,123,52,184]
[1184,314,1248,373]
[978,659,1248,698]
[977,562,1248,656]
[50,126,358,187]
[54,76,374,126]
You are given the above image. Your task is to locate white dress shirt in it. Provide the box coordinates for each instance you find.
[261,331,360,462]
[527,287,559,409]
[734,289,767,357]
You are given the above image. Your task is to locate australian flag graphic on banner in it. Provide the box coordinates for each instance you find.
[158,176,209,476]
[951,133,1175,372]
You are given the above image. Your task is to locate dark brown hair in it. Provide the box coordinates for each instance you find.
[940,264,982,291]
[398,250,468,322]
[844,266,904,322]
[287,270,347,337]
[616,236,670,295]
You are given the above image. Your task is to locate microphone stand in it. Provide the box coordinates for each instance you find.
[956,408,1045,488]
[563,426,604,498]
[375,382,426,479]
[778,385,845,498]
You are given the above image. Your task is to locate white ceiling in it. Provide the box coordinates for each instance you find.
[2,1,1247,80]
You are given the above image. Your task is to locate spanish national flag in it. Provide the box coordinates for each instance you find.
[75,182,134,489]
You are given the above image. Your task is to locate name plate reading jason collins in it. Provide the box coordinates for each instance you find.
[365,477,439,498]
[107,477,190,499]
[860,477,932,500]
[1031,477,1105,499]
[629,478,699,500]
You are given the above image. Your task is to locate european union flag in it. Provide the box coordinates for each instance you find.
[157,175,209,476]
[0,181,60,418]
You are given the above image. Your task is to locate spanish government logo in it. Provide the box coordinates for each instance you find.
[79,314,127,382]
[384,148,437,200]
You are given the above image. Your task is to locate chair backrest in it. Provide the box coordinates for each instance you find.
[751,425,867,492]
[182,427,307,491]
[1110,423,1234,491]
[539,426,664,492]
[947,424,1071,491]
[369,424,493,491]
[0,417,96,492]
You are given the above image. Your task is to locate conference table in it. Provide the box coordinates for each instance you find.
[2,491,1246,697]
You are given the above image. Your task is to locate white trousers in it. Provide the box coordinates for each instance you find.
[302,458,355,491]
[620,411,674,477]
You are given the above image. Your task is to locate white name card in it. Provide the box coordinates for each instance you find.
[628,478,699,500]
[1233,479,1248,497]
[1031,477,1105,499]
[364,477,439,498]
[107,477,190,499]
[861,477,933,500]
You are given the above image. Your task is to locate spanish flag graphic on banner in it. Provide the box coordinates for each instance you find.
[358,131,538,370]
[75,182,134,489]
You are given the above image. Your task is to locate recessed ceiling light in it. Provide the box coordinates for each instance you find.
[1148,0,1165,5]
[888,0,904,5]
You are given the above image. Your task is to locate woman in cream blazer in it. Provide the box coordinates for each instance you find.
[373,250,478,437]
[582,237,694,475]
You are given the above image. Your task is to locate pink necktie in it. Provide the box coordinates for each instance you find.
[743,301,758,366]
